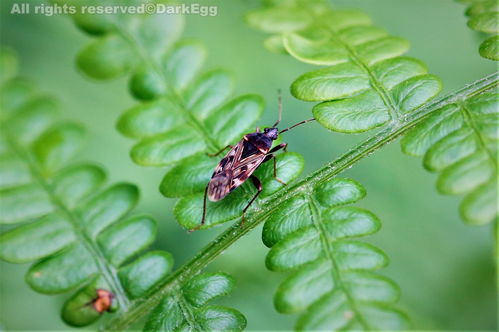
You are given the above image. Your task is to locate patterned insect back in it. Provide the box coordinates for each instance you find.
[208,138,267,201]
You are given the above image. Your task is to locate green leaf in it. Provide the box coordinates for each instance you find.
[263,35,288,54]
[80,183,139,238]
[162,40,207,93]
[129,65,167,101]
[144,272,246,332]
[117,98,184,138]
[131,125,206,166]
[32,122,85,176]
[64,0,284,237]
[246,6,314,33]
[0,155,31,189]
[183,272,235,307]
[249,5,441,133]
[97,215,156,267]
[295,290,408,331]
[263,178,407,330]
[254,152,305,197]
[468,11,499,33]
[175,187,249,230]
[0,184,54,224]
[105,72,499,331]
[261,176,408,330]
[205,94,265,147]
[0,47,18,83]
[0,54,178,327]
[0,78,35,118]
[6,96,58,145]
[2,45,248,332]
[184,69,234,119]
[61,278,118,327]
[314,178,366,207]
[53,164,107,209]
[0,213,75,263]
[77,35,136,79]
[118,251,174,299]
[160,154,217,198]
[74,3,184,80]
[460,0,499,60]
[479,35,499,60]
[401,90,498,224]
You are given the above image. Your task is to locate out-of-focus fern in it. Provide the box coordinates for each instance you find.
[457,0,499,60]
[247,0,442,133]
[0,48,245,331]
[402,90,498,225]
[51,0,306,230]
[263,178,408,330]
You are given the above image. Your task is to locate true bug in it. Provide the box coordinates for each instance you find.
[199,92,314,228]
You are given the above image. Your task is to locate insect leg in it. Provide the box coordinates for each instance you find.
[189,185,209,232]
[201,185,209,225]
[269,142,287,154]
[241,175,262,226]
[207,145,233,157]
[263,153,287,185]
[272,157,287,185]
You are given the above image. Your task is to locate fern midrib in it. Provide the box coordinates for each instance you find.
[329,28,402,123]
[459,100,498,170]
[113,23,221,153]
[2,132,130,311]
[103,69,499,332]
[176,291,202,330]
[307,198,370,329]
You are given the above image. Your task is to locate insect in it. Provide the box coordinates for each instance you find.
[89,289,114,313]
[199,92,315,228]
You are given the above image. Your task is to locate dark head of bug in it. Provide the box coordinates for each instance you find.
[264,127,278,139]
[242,127,279,156]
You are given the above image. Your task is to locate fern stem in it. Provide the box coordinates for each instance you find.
[2,134,131,311]
[103,72,498,331]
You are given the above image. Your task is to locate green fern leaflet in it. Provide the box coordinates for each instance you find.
[0,49,245,331]
[457,0,499,60]
[402,90,498,225]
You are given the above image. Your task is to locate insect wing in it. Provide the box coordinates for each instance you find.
[208,140,266,201]
[230,152,265,188]
[212,141,244,177]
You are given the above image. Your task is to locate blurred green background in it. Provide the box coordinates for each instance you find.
[0,0,496,330]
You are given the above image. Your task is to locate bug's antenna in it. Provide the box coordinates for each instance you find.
[279,118,315,134]
[273,89,282,127]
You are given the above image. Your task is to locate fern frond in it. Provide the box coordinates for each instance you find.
[263,178,408,330]
[401,89,498,224]
[144,272,246,331]
[247,0,442,133]
[104,74,497,331]
[51,0,305,230]
[0,49,245,330]
[457,0,499,60]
